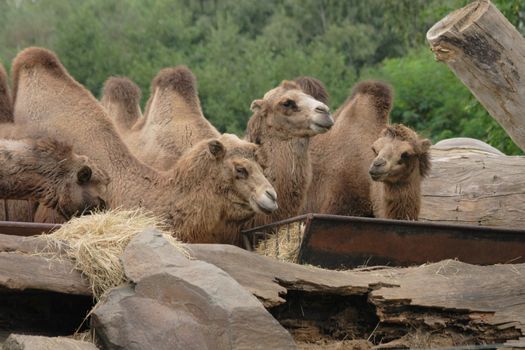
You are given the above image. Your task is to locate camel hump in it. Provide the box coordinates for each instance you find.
[152,66,197,102]
[294,76,329,105]
[103,76,142,104]
[351,80,393,117]
[12,47,66,80]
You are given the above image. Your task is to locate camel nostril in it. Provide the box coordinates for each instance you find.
[265,190,277,202]
[373,159,386,167]
[98,198,107,210]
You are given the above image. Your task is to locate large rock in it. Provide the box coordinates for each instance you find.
[2,334,97,350]
[91,229,295,350]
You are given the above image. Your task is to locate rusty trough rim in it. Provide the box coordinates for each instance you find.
[0,221,61,236]
[242,213,525,235]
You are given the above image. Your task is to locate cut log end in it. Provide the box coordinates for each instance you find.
[427,1,489,43]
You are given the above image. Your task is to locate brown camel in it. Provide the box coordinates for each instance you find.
[306,80,393,216]
[0,137,109,218]
[245,80,333,226]
[100,76,143,135]
[369,124,431,220]
[12,47,277,243]
[128,66,220,171]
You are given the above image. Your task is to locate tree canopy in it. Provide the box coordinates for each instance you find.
[0,0,522,154]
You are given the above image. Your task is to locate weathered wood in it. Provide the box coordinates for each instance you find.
[421,149,525,228]
[427,0,525,151]
[0,251,90,295]
[1,234,524,346]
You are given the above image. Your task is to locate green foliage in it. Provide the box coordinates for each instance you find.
[363,49,522,155]
[0,0,522,153]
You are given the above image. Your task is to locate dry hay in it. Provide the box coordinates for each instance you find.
[40,209,187,300]
[255,221,305,263]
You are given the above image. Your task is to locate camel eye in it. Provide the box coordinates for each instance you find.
[235,165,249,179]
[399,152,410,164]
[371,147,378,155]
[77,166,92,184]
[282,99,296,108]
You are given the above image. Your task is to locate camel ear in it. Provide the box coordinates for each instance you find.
[208,140,225,160]
[77,166,92,184]
[418,138,432,153]
[250,99,266,113]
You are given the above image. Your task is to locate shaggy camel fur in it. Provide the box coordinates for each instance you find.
[0,63,12,123]
[128,66,220,171]
[294,76,329,106]
[306,80,393,216]
[12,47,277,243]
[369,124,431,220]
[0,138,109,218]
[245,80,333,226]
[100,76,143,135]
[0,63,34,221]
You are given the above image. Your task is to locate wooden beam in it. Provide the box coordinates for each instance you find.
[427,0,525,152]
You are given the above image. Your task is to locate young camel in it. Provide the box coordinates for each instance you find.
[128,66,220,171]
[369,124,431,220]
[100,76,144,136]
[0,137,109,219]
[306,80,393,216]
[245,80,333,226]
[12,47,277,243]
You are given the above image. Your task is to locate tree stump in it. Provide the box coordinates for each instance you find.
[427,0,525,152]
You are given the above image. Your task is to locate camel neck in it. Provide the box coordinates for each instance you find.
[381,170,422,220]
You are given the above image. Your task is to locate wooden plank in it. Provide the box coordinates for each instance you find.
[427,0,525,152]
[0,221,59,237]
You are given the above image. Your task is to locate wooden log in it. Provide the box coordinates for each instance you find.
[0,234,524,346]
[420,148,525,228]
[427,0,525,152]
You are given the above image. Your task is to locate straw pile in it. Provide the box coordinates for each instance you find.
[255,222,305,263]
[41,209,187,300]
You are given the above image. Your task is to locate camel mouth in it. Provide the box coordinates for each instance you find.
[310,122,332,133]
[369,171,387,181]
[252,196,278,215]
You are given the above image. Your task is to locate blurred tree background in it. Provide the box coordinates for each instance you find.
[0,0,523,154]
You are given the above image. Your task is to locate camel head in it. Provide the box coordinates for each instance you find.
[249,80,333,139]
[215,134,278,217]
[33,138,110,218]
[369,124,431,184]
[177,134,278,220]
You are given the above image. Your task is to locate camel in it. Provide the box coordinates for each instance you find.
[245,80,333,227]
[127,66,220,171]
[306,80,393,216]
[369,124,431,220]
[0,137,109,218]
[100,76,144,135]
[12,47,277,243]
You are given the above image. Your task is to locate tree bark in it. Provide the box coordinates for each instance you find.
[421,148,525,228]
[427,0,525,152]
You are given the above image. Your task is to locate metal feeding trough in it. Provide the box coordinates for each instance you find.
[242,214,525,269]
[0,221,59,237]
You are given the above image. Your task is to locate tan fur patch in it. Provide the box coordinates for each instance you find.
[102,77,142,104]
[151,66,197,103]
[294,76,329,106]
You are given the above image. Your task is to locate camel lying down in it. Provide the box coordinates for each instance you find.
[12,47,277,243]
[0,137,109,219]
